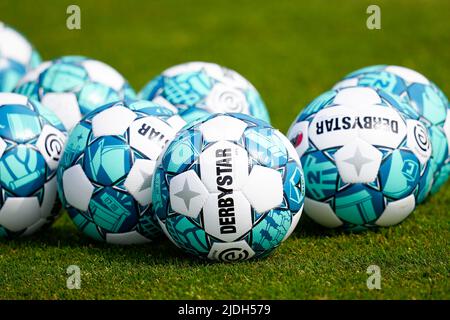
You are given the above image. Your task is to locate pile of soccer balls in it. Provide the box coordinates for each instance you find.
[0,22,448,262]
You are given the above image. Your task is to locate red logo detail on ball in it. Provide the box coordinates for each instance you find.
[293,132,303,148]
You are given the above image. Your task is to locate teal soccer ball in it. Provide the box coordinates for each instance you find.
[139,61,271,124]
[57,99,186,244]
[0,93,66,238]
[152,113,305,261]
[0,22,41,92]
[14,56,136,131]
[334,65,450,197]
[288,87,432,231]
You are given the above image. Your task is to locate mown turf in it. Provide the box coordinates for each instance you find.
[0,0,449,299]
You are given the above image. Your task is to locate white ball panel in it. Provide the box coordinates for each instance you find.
[207,240,255,262]
[124,159,155,206]
[334,138,382,183]
[309,106,359,150]
[129,116,178,160]
[92,105,137,137]
[82,60,125,91]
[169,170,209,219]
[40,177,58,219]
[41,92,81,131]
[385,66,429,85]
[0,197,40,232]
[204,83,249,114]
[198,115,248,142]
[242,165,283,213]
[0,26,32,65]
[282,204,303,242]
[0,92,29,105]
[375,194,416,227]
[166,115,186,132]
[36,125,67,170]
[151,96,179,113]
[203,191,252,242]
[305,197,343,228]
[357,105,407,149]
[332,78,359,91]
[199,140,249,193]
[334,87,382,108]
[62,164,94,211]
[406,119,432,165]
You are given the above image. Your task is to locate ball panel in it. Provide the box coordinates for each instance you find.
[92,105,137,137]
[203,191,252,242]
[198,115,248,142]
[0,197,40,232]
[62,164,94,211]
[207,240,255,262]
[242,165,283,213]
[334,138,382,184]
[105,230,150,245]
[169,170,208,219]
[304,197,343,228]
[375,194,415,227]
[199,140,249,193]
[82,60,126,91]
[40,92,81,131]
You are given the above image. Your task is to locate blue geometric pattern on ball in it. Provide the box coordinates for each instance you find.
[379,149,420,200]
[244,127,288,168]
[301,150,338,201]
[83,136,132,186]
[14,55,137,122]
[334,184,384,226]
[251,209,292,252]
[283,161,305,212]
[0,145,46,197]
[0,104,42,143]
[89,187,138,233]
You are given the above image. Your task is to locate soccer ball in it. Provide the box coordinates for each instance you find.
[0,93,66,238]
[0,22,41,92]
[333,65,450,197]
[152,113,305,261]
[287,87,432,231]
[139,61,271,124]
[57,99,186,244]
[14,56,136,131]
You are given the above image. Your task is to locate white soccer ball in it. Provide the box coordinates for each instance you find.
[0,93,67,238]
[57,99,185,244]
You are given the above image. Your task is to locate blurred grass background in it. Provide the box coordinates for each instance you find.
[0,0,449,299]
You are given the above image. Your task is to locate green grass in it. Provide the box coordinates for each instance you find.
[0,0,449,299]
